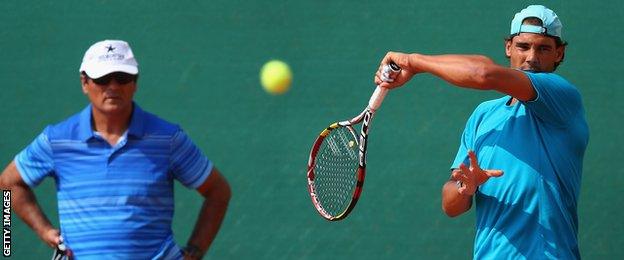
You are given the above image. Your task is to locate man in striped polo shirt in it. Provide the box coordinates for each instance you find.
[0,40,231,259]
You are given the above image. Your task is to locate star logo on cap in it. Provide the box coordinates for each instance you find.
[105,45,116,53]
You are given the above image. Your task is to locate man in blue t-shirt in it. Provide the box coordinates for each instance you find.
[373,5,588,259]
[0,40,231,259]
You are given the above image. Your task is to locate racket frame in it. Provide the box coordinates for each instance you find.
[306,107,376,221]
[307,63,400,221]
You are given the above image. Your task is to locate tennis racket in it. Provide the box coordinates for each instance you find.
[51,235,72,260]
[307,62,401,221]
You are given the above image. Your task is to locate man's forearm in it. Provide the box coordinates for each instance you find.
[186,182,231,258]
[406,53,535,101]
[441,180,472,217]
[187,198,229,252]
[408,53,498,89]
[12,183,55,238]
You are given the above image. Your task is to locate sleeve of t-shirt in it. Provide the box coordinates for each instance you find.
[14,127,55,187]
[170,129,213,189]
[450,109,479,170]
[522,72,582,126]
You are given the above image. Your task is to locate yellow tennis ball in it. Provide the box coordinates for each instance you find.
[260,60,292,95]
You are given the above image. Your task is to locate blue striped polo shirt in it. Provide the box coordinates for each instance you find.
[15,104,213,259]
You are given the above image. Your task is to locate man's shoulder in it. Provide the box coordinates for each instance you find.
[533,71,568,81]
[525,72,576,89]
[44,109,86,140]
[139,109,181,137]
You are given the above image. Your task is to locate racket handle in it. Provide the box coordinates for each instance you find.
[369,62,401,110]
[368,86,388,111]
[380,62,401,83]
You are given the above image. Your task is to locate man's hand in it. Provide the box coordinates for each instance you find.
[51,234,73,260]
[453,150,504,196]
[374,51,416,89]
[41,228,61,248]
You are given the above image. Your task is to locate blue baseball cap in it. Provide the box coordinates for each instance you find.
[510,5,562,39]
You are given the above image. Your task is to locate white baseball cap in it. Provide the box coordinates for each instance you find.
[79,40,139,79]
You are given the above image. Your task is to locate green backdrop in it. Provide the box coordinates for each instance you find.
[1,1,622,259]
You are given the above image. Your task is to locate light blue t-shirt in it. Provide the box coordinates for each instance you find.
[451,72,589,259]
[15,104,213,259]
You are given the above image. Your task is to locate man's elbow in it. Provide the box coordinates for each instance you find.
[208,180,231,206]
[212,179,232,207]
[198,168,232,204]
[219,181,232,204]
[442,205,464,218]
[441,188,471,217]
[471,64,498,90]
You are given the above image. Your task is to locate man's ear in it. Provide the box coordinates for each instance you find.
[504,39,513,58]
[555,45,565,63]
[80,74,89,95]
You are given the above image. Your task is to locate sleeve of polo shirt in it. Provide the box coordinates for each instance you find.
[170,129,213,189]
[522,72,583,126]
[14,127,55,187]
[450,107,479,170]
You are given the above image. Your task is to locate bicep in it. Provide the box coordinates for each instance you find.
[0,161,29,188]
[483,66,536,101]
[196,167,231,200]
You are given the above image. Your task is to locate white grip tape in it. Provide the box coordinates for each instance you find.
[368,86,388,110]
[368,64,400,110]
[380,65,394,82]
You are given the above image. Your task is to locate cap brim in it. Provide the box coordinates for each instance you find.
[82,64,138,79]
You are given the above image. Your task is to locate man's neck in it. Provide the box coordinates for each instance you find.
[90,105,133,145]
[506,97,519,106]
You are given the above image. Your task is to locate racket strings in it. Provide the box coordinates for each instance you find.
[314,127,359,216]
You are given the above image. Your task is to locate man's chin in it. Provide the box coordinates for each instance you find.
[97,101,131,115]
[520,68,542,73]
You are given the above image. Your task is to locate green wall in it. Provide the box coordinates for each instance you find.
[1,1,622,259]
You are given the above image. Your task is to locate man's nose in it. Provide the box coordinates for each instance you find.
[525,48,539,63]
[106,79,122,89]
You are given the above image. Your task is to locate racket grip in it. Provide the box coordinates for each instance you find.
[368,86,388,110]
[380,62,401,82]
[369,63,401,110]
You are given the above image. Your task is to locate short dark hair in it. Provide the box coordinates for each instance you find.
[504,17,568,70]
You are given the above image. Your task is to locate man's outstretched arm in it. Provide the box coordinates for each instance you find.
[374,52,536,101]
